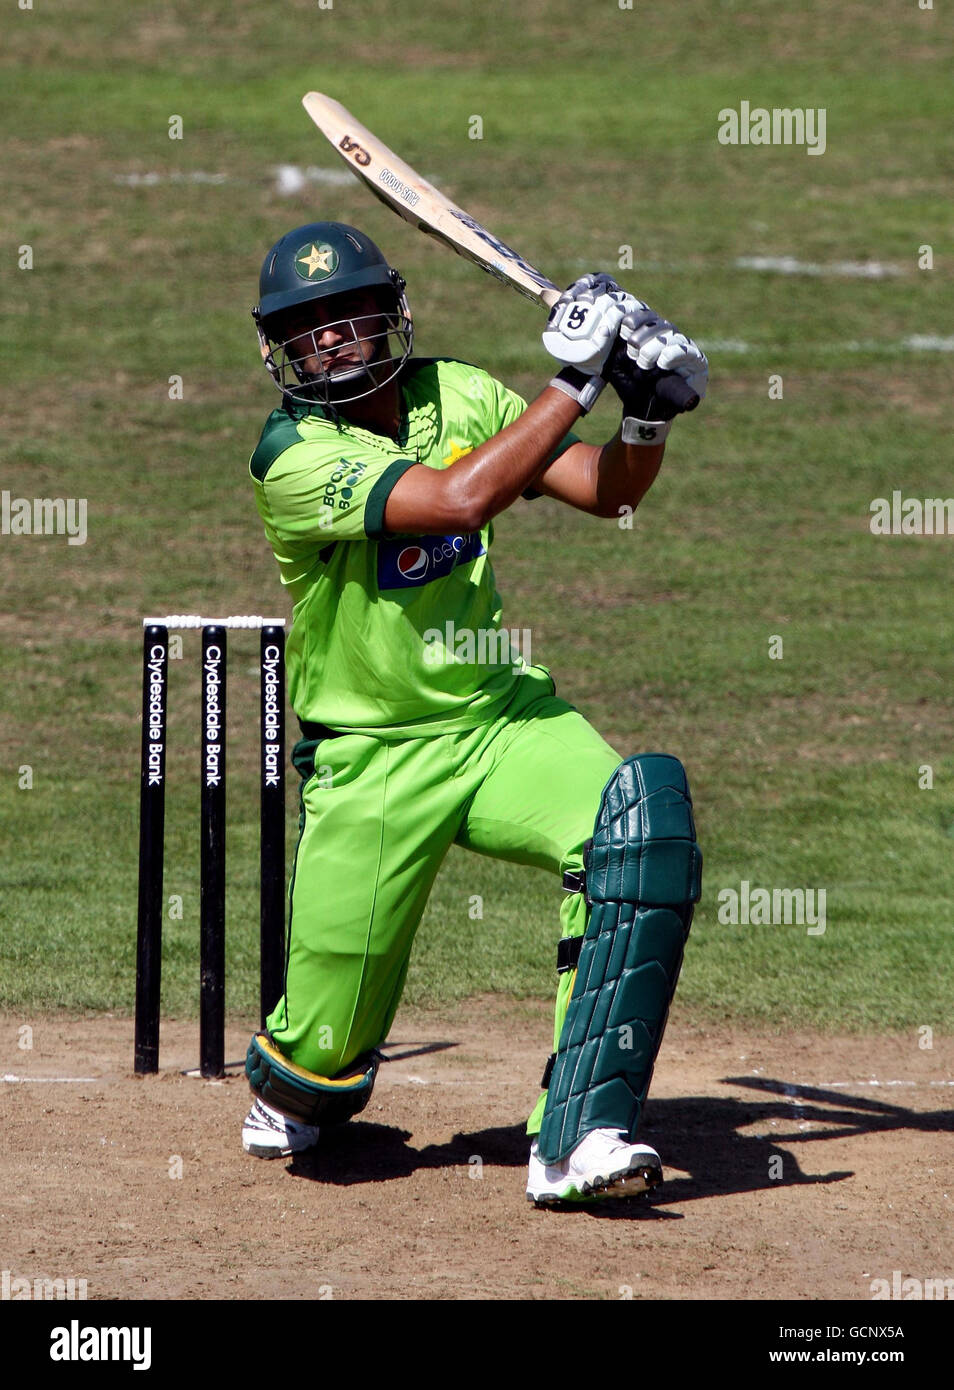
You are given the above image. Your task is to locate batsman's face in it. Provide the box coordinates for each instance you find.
[278,290,389,379]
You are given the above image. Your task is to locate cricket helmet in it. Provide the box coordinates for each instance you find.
[252,221,413,406]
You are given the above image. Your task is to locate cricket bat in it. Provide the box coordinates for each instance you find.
[301,92,698,412]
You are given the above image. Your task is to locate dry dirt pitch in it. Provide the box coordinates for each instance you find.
[3,999,952,1302]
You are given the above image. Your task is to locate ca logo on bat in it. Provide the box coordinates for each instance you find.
[338,134,371,168]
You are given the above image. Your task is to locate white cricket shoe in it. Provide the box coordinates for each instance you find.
[527,1128,662,1204]
[242,1097,320,1159]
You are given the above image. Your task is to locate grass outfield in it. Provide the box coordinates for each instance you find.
[1,2,952,1033]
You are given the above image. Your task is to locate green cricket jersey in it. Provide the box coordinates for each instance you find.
[249,357,576,736]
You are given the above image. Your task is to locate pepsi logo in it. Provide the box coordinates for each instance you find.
[397,546,429,581]
[377,531,485,590]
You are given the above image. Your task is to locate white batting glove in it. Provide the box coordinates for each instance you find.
[542,274,643,374]
[618,310,709,404]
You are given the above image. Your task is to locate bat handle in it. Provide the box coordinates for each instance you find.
[655,373,700,414]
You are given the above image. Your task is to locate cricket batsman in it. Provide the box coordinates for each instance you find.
[241,221,705,1204]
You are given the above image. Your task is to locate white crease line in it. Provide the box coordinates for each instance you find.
[111,165,412,195]
[273,164,357,194]
[846,336,954,353]
[903,335,954,352]
[810,1080,954,1089]
[3,1074,101,1084]
[701,337,752,353]
[5,1072,951,1089]
[571,256,907,280]
[113,171,229,186]
[736,255,903,279]
[700,337,954,356]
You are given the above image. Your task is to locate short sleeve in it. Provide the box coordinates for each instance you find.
[255,440,416,544]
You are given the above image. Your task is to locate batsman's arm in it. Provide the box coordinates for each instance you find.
[382,385,581,535]
[526,433,666,519]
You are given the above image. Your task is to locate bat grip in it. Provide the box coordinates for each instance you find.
[655,373,700,414]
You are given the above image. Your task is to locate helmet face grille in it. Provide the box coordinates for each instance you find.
[257,291,413,407]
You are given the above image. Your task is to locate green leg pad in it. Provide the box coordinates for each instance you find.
[246,1032,378,1126]
[536,754,702,1164]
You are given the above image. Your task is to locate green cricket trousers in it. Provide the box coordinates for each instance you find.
[265,666,621,1133]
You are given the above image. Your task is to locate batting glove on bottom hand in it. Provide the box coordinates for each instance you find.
[543,273,646,413]
[605,308,708,442]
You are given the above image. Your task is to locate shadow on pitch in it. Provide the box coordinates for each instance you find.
[377,1039,459,1063]
[637,1075,954,1212]
[286,1075,954,1217]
